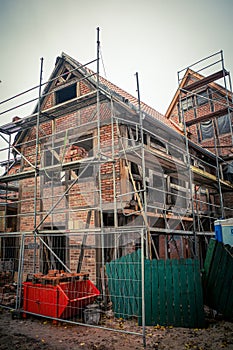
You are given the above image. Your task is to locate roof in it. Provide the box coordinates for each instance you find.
[60,52,181,132]
[6,52,182,145]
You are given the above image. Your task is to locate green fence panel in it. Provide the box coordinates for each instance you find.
[151,259,159,325]
[194,259,205,327]
[224,270,233,319]
[203,238,217,276]
[106,250,142,320]
[165,259,174,325]
[207,241,224,306]
[218,245,233,318]
[203,240,233,321]
[157,260,166,325]
[172,259,182,327]
[144,259,151,325]
[214,244,229,309]
[106,251,205,328]
[179,259,190,327]
[224,245,233,319]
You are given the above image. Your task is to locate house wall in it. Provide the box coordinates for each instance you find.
[18,104,124,281]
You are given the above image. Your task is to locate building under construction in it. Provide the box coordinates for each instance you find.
[0,42,232,331]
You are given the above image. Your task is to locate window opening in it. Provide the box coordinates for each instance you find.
[44,146,61,182]
[41,228,66,274]
[68,134,94,178]
[131,162,140,175]
[55,83,76,104]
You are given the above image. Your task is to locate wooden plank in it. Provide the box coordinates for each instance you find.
[134,250,142,318]
[182,70,228,92]
[179,259,189,327]
[186,259,196,328]
[77,210,92,273]
[151,259,159,325]
[158,260,166,325]
[144,259,152,325]
[165,260,174,325]
[172,259,182,327]
[186,107,229,127]
[193,259,205,328]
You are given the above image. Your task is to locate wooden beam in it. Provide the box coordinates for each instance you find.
[120,209,193,221]
[77,210,92,273]
[186,107,230,126]
[181,70,228,93]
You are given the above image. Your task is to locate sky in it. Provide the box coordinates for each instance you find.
[0,0,233,158]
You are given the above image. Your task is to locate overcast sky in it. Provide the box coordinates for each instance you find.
[0,0,233,147]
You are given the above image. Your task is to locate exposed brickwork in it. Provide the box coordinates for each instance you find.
[168,75,233,158]
[43,92,54,110]
[80,81,91,96]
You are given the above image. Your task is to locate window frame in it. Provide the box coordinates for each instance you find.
[55,83,77,105]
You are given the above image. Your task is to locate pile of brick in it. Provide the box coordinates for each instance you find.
[64,145,88,162]
[0,271,16,306]
[31,270,89,285]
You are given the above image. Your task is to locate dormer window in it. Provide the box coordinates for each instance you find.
[55,83,77,104]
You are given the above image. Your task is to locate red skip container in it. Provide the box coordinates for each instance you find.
[23,279,100,319]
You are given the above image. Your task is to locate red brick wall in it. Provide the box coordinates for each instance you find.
[169,89,232,157]
[18,112,123,280]
[43,93,54,110]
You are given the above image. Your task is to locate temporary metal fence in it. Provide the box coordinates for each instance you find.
[0,230,208,347]
[0,230,147,345]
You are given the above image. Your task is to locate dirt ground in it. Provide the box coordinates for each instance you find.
[0,308,232,350]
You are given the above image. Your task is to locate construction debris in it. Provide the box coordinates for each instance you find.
[0,271,16,306]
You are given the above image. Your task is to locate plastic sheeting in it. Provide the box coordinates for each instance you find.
[217,114,231,135]
[200,120,213,140]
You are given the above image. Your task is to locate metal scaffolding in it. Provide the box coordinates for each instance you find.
[0,33,233,344]
[177,50,233,256]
